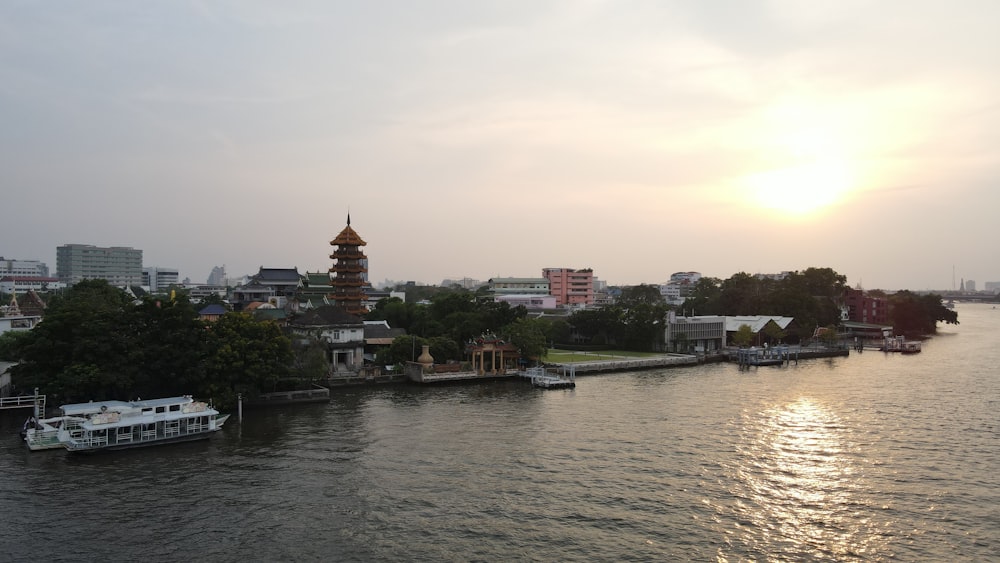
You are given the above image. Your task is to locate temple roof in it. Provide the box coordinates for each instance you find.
[330,225,366,246]
[330,215,367,246]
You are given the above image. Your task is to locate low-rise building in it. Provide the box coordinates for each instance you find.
[288,306,365,373]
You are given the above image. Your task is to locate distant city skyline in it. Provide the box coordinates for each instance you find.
[3,244,997,294]
[2,3,998,290]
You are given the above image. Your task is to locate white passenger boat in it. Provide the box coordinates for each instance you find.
[62,396,229,453]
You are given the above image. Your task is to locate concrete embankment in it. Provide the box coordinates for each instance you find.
[547,354,700,374]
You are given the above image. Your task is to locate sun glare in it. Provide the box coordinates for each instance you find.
[743,158,855,216]
[734,97,867,218]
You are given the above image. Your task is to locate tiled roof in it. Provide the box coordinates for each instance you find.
[199,304,227,315]
[256,267,302,282]
[290,305,363,327]
[725,316,794,333]
[330,224,367,246]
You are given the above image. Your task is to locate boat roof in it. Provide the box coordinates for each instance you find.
[60,396,196,415]
[60,400,132,416]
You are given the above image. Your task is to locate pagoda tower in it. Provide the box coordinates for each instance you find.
[328,214,369,316]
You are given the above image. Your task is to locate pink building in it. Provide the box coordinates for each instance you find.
[542,268,594,307]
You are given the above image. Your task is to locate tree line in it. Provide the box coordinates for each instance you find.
[0,280,292,409]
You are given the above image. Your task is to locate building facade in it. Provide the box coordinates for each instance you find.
[488,277,550,298]
[142,267,179,292]
[843,287,888,324]
[542,268,594,307]
[659,271,701,307]
[494,294,557,310]
[664,313,726,353]
[0,276,63,293]
[56,244,143,287]
[0,258,49,278]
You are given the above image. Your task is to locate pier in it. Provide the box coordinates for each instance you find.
[519,366,576,389]
[0,388,46,416]
[733,346,798,371]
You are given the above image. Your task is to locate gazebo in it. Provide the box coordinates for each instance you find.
[465,333,520,375]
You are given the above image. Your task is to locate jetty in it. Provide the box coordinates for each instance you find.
[519,366,576,389]
[0,388,46,415]
[244,384,331,407]
[546,353,699,374]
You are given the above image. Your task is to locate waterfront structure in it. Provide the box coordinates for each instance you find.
[489,277,550,298]
[0,258,49,278]
[142,267,179,292]
[543,268,594,307]
[725,316,797,347]
[329,215,369,316]
[843,287,888,324]
[56,244,143,287]
[288,305,366,373]
[664,313,726,353]
[363,320,407,363]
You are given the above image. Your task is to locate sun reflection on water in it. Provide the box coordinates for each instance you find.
[717,397,891,561]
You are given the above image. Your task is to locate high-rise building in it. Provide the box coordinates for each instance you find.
[56,244,143,287]
[207,265,228,286]
[542,267,594,307]
[143,267,179,292]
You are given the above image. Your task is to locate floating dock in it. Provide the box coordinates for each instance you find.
[519,366,576,389]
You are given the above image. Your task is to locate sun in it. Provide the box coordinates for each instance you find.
[742,157,855,216]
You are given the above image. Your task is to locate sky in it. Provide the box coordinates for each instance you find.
[2,1,998,291]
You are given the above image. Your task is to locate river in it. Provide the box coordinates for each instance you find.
[2,303,998,561]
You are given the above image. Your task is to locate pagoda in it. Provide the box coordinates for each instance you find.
[328,214,369,316]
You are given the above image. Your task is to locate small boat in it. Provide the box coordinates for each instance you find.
[900,341,922,354]
[62,396,228,453]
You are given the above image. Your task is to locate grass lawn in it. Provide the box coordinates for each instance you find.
[544,349,663,363]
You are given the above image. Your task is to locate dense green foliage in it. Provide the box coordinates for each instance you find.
[681,268,847,338]
[6,280,291,409]
[888,291,959,335]
[367,288,535,359]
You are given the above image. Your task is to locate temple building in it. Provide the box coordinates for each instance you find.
[328,214,369,316]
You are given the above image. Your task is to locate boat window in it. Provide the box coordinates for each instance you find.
[143,408,152,414]
[156,406,166,414]
[169,404,180,412]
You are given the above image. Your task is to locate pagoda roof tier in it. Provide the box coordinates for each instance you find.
[330,224,367,246]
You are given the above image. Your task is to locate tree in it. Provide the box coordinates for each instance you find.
[680,277,723,315]
[889,291,958,336]
[10,280,134,402]
[503,317,549,362]
[732,324,754,347]
[202,313,293,406]
[617,284,669,351]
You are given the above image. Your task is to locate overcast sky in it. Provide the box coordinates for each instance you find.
[2,1,997,290]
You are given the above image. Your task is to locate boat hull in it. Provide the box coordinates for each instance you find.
[65,429,222,454]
